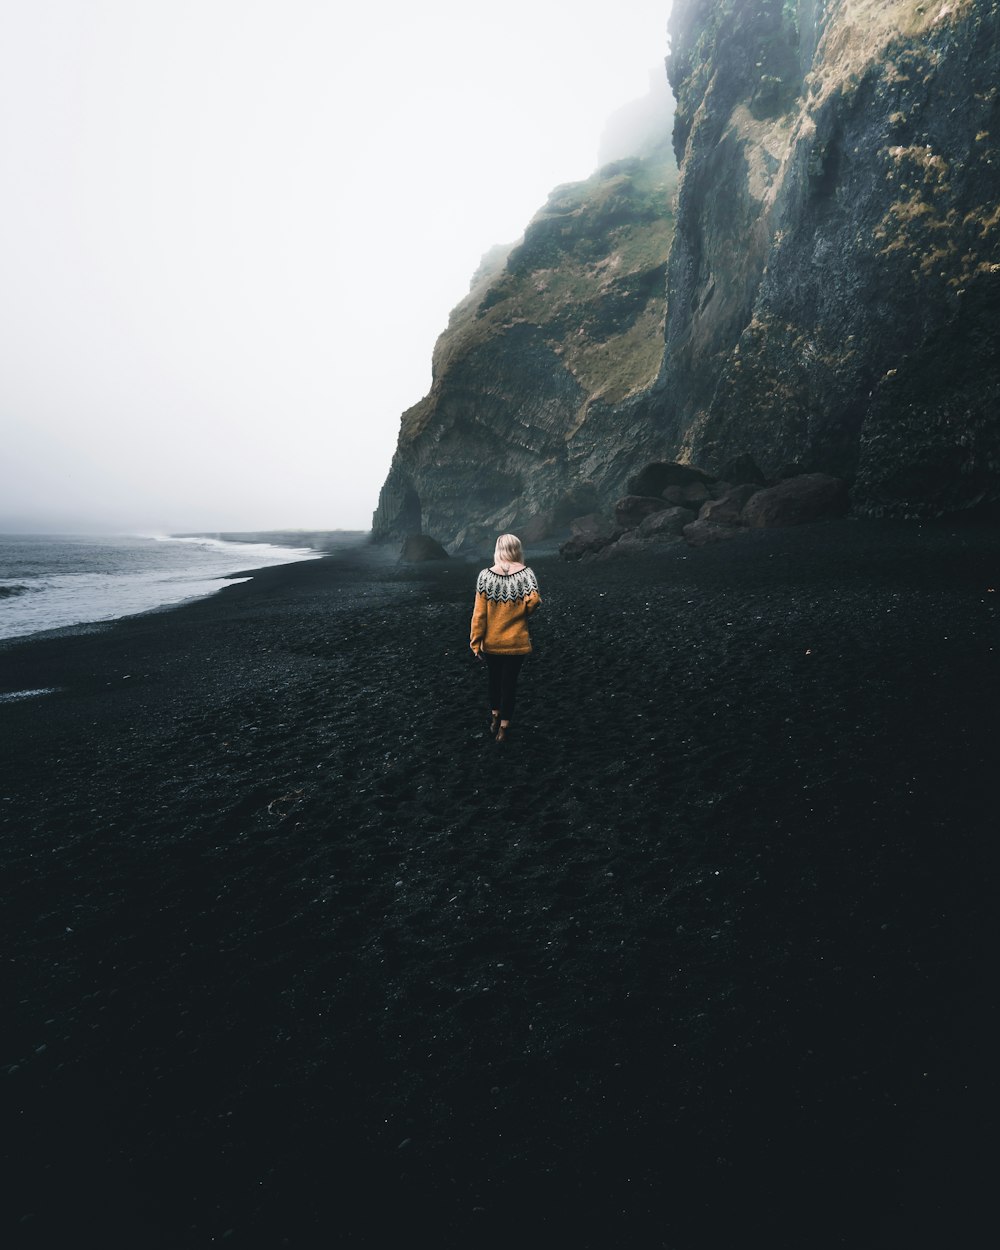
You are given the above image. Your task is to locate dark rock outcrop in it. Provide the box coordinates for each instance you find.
[637,506,695,539]
[596,530,650,560]
[683,519,747,547]
[589,504,697,559]
[560,512,621,560]
[614,495,674,530]
[570,512,614,539]
[741,474,848,527]
[662,481,712,509]
[718,454,767,487]
[707,481,736,500]
[400,534,449,562]
[698,484,761,526]
[560,532,616,561]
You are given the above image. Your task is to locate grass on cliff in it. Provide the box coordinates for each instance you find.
[875,115,1000,291]
[429,151,677,411]
[809,0,976,107]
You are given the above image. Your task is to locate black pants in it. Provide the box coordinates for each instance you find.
[486,653,526,722]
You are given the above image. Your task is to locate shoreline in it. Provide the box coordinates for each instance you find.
[0,530,368,654]
[2,517,996,1246]
[0,556,329,658]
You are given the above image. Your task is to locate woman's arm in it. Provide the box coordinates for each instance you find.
[470,591,488,654]
[524,570,542,616]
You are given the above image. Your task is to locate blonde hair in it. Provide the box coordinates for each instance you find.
[494,533,524,565]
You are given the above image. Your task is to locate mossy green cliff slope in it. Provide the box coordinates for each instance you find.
[373,140,678,548]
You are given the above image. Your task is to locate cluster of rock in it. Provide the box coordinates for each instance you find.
[560,457,848,561]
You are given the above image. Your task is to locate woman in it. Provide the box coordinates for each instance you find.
[470,533,542,743]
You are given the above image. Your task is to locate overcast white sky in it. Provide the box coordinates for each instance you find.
[0,0,673,533]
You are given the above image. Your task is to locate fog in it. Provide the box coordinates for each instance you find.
[0,1,673,534]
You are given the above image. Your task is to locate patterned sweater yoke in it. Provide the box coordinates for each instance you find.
[476,567,540,602]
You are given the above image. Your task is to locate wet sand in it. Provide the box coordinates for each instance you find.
[1,521,996,1247]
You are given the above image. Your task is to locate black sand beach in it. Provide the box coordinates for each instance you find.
[2,521,996,1248]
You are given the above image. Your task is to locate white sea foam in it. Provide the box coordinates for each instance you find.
[146,534,318,561]
[0,687,60,702]
[0,533,321,642]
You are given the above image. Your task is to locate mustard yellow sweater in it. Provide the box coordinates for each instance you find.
[470,567,542,655]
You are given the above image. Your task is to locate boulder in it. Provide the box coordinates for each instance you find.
[741,474,849,528]
[559,532,616,561]
[558,534,584,560]
[707,480,735,499]
[569,512,613,539]
[718,453,767,486]
[696,484,761,526]
[627,461,714,497]
[637,506,696,540]
[683,519,748,547]
[595,531,649,560]
[775,462,808,481]
[614,495,672,530]
[400,533,450,561]
[662,481,712,509]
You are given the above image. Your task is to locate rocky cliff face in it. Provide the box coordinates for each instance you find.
[661,0,1000,517]
[372,124,678,549]
[374,1,1000,545]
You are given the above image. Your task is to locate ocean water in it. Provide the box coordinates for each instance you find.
[0,533,322,643]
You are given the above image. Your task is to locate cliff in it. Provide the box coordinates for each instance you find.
[374,1,1000,547]
[661,0,1000,517]
[372,99,679,549]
